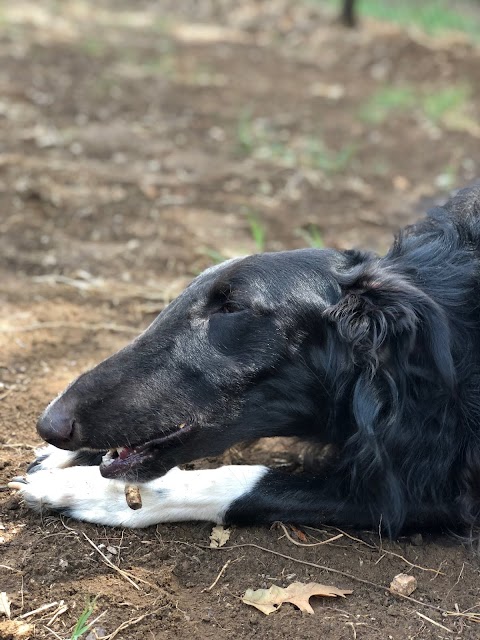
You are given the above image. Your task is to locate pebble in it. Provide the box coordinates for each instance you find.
[390,573,417,596]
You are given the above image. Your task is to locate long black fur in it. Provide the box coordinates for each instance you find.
[36,186,480,536]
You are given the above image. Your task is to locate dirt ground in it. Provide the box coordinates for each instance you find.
[1,1,480,638]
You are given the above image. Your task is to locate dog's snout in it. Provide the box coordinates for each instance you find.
[37,398,79,449]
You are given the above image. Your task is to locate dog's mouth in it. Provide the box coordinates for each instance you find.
[99,422,194,478]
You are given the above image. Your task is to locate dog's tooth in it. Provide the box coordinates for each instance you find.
[101,451,114,466]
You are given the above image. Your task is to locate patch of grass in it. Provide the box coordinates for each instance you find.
[421,85,471,123]
[297,224,324,248]
[305,139,355,173]
[360,83,472,126]
[360,86,416,124]
[235,111,354,173]
[372,158,390,176]
[152,17,174,33]
[202,248,228,265]
[323,0,480,40]
[246,212,267,252]
[236,109,257,155]
[141,54,176,76]
[81,38,107,57]
[361,0,478,37]
[70,598,97,640]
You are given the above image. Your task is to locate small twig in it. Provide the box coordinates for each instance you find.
[98,607,168,640]
[82,532,157,590]
[443,604,480,622]
[278,522,344,547]
[19,601,59,619]
[82,532,140,590]
[303,525,444,574]
[81,609,108,635]
[0,321,139,335]
[304,525,376,549]
[47,602,69,626]
[0,565,23,573]
[430,559,447,581]
[378,515,383,553]
[446,562,464,596]
[0,388,14,401]
[415,611,452,633]
[203,559,232,592]
[43,626,63,640]
[382,550,445,575]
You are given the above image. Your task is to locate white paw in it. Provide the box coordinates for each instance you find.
[28,444,80,472]
[9,466,165,527]
[9,464,267,528]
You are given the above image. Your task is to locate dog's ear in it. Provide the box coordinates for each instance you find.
[324,263,455,390]
[324,263,456,533]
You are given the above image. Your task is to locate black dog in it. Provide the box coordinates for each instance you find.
[10,186,480,536]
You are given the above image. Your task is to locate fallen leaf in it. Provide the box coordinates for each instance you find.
[242,581,352,615]
[209,525,231,548]
[0,592,11,618]
[0,620,34,638]
[288,524,309,543]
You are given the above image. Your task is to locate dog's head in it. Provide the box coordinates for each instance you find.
[37,247,455,481]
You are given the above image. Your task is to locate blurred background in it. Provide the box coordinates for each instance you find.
[1,1,480,638]
[1,0,479,293]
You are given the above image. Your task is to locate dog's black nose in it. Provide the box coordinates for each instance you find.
[37,398,78,449]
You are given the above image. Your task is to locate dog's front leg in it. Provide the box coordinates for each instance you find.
[224,469,398,531]
[9,465,268,528]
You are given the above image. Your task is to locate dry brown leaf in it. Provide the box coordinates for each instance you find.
[0,620,34,638]
[288,524,309,543]
[209,525,231,548]
[242,581,352,615]
[0,592,11,618]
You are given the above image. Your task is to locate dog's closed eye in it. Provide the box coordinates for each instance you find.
[209,285,246,315]
[216,300,245,314]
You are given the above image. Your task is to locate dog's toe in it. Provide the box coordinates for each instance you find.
[27,457,47,474]
[8,477,27,488]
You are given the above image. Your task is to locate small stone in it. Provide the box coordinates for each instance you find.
[390,573,417,596]
[410,533,423,546]
[86,626,106,640]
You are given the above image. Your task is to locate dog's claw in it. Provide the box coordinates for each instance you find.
[8,477,28,489]
[27,457,46,474]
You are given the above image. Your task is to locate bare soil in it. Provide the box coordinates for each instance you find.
[1,2,480,638]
